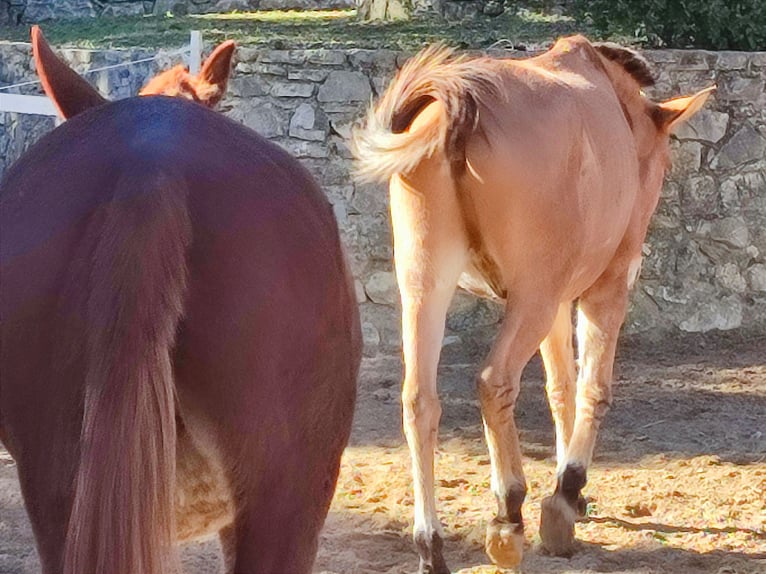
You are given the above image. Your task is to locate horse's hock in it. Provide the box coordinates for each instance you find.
[1,43,765,355]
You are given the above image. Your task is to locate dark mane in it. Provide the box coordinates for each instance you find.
[593,42,655,87]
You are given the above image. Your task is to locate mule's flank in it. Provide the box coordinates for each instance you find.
[352,45,501,183]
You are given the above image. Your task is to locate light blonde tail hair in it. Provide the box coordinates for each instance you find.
[352,44,501,183]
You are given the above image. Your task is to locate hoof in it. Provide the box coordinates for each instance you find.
[415,531,450,574]
[539,494,578,557]
[417,559,450,574]
[485,518,524,568]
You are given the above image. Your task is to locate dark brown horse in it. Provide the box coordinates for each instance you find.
[0,30,361,574]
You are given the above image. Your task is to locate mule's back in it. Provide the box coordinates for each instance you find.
[457,40,643,301]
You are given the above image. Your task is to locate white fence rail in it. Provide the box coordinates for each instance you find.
[0,93,58,116]
[0,30,204,119]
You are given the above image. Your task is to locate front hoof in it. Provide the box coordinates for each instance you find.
[539,495,578,557]
[485,519,524,568]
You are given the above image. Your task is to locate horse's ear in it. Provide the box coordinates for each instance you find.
[196,40,236,107]
[31,26,108,120]
[652,86,716,133]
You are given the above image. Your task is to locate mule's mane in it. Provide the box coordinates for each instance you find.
[593,43,655,87]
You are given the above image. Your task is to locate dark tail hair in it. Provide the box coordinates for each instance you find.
[352,44,501,183]
[63,171,191,574]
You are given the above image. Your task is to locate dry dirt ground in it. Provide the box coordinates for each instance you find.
[1,333,765,574]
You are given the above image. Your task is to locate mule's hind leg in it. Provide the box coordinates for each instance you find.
[12,454,73,574]
[478,300,558,568]
[540,301,577,472]
[540,273,628,556]
[390,166,469,574]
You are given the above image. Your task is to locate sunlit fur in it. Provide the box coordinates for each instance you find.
[353,35,713,571]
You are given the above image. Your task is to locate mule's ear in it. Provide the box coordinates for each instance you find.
[653,86,716,133]
[196,40,236,107]
[31,26,108,120]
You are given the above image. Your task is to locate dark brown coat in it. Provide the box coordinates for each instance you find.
[1,83,360,574]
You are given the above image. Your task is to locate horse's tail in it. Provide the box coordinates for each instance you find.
[352,44,501,183]
[63,170,191,574]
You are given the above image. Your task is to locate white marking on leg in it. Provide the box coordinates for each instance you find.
[626,256,643,290]
[540,302,576,474]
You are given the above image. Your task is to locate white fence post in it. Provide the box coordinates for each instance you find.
[189,30,203,75]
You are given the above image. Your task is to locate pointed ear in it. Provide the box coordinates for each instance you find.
[195,40,236,108]
[31,26,108,120]
[653,86,716,133]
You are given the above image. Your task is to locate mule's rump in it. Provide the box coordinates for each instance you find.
[1,96,361,574]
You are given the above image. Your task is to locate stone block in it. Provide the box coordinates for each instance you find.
[718,75,764,101]
[680,175,717,219]
[153,0,188,15]
[715,262,746,293]
[361,321,381,355]
[228,100,286,138]
[288,103,328,141]
[101,2,146,17]
[354,279,368,304]
[747,264,766,292]
[229,76,270,98]
[365,270,398,304]
[287,68,329,82]
[710,125,766,169]
[270,81,314,98]
[669,140,701,177]
[317,71,372,102]
[24,0,96,20]
[289,102,316,130]
[212,0,252,10]
[446,299,503,331]
[675,51,712,71]
[307,50,348,66]
[260,50,306,65]
[679,294,743,332]
[716,52,749,70]
[253,63,287,77]
[280,139,329,158]
[702,216,750,249]
[348,49,398,72]
[673,109,729,143]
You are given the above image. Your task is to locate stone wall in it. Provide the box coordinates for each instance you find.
[0,0,353,24]
[1,42,765,357]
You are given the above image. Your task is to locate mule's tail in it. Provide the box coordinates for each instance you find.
[63,171,192,574]
[352,45,501,183]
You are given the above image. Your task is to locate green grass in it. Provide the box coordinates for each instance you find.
[0,8,600,51]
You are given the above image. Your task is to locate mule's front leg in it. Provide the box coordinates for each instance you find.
[479,306,557,569]
[540,278,628,556]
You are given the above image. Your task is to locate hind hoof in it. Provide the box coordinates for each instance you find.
[485,518,524,568]
[539,494,578,557]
